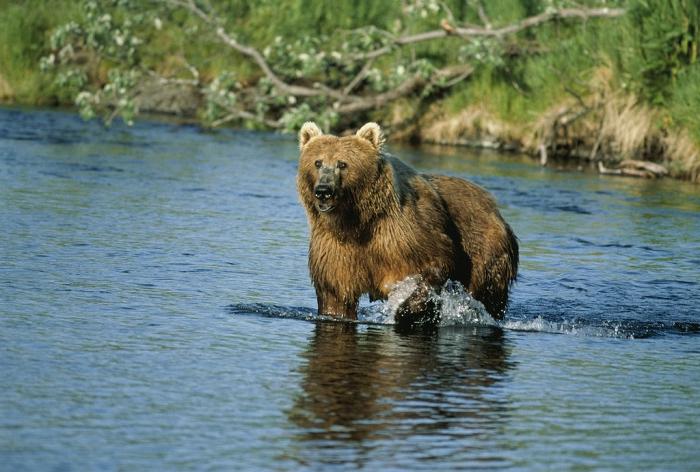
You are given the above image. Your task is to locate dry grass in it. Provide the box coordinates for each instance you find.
[384,98,420,141]
[406,66,700,183]
[664,129,700,182]
[529,66,663,162]
[594,66,662,161]
[418,105,524,150]
[525,66,700,182]
[600,95,659,159]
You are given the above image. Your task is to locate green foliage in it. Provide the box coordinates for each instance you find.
[260,0,398,38]
[279,102,338,133]
[0,0,80,103]
[669,63,700,141]
[39,0,156,124]
[202,72,239,124]
[440,0,700,135]
[626,0,700,105]
[2,0,700,166]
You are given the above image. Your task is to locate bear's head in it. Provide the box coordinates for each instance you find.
[297,122,384,216]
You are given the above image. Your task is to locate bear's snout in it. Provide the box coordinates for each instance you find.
[314,184,335,201]
[314,166,338,203]
[313,167,338,213]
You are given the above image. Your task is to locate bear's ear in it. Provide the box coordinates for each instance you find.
[299,122,322,150]
[356,122,384,150]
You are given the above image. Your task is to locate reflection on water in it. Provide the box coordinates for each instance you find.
[2,107,699,471]
[288,323,512,467]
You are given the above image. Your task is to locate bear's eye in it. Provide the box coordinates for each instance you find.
[337,161,347,170]
[314,160,322,168]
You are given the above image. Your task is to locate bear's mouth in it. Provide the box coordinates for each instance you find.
[316,201,336,213]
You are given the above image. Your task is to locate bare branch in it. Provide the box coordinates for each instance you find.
[477,1,492,29]
[154,1,623,128]
[442,67,475,88]
[355,7,625,61]
[337,65,473,114]
[162,0,350,100]
[438,1,456,24]
[353,31,446,61]
[466,7,626,37]
[343,58,375,96]
[182,56,200,83]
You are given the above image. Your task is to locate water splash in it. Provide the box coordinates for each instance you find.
[229,277,700,339]
[502,316,700,339]
[435,280,498,327]
[358,277,497,328]
[502,316,634,338]
[359,275,421,325]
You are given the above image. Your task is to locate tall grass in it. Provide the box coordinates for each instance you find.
[427,0,700,180]
[0,0,80,104]
[1,0,699,180]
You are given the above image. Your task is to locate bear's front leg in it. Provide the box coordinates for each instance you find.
[316,290,358,320]
[394,278,441,329]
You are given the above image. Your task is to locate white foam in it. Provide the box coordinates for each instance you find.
[435,280,498,327]
[358,277,497,328]
[502,317,635,339]
[359,275,421,325]
[358,277,636,338]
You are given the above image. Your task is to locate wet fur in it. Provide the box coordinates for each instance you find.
[297,123,518,322]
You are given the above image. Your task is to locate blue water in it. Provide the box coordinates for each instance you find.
[1,107,699,470]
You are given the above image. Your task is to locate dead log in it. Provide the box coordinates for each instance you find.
[597,160,668,178]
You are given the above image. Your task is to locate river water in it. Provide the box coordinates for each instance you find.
[1,107,699,471]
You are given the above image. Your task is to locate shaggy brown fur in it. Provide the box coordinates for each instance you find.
[297,122,518,323]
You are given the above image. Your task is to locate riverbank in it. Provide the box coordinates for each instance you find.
[386,82,700,182]
[2,93,697,183]
[382,61,700,183]
[1,0,698,183]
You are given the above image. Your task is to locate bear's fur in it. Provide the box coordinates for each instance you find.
[297,121,518,324]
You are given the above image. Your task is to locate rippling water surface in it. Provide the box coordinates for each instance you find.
[1,108,699,470]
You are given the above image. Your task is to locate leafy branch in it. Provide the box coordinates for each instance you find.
[41,0,626,132]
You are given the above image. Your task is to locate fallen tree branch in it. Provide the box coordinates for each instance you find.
[477,1,493,30]
[463,7,626,37]
[161,0,477,123]
[163,0,350,100]
[336,64,473,114]
[167,0,624,97]
[355,7,625,61]
[343,58,375,96]
[598,160,668,178]
[154,1,623,129]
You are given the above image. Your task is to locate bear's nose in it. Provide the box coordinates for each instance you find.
[314,184,335,201]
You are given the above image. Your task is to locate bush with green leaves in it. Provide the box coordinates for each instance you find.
[25,0,698,163]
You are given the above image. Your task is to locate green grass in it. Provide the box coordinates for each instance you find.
[669,63,700,141]
[439,0,700,141]
[2,0,700,158]
[0,0,81,104]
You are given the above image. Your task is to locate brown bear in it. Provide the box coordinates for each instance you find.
[297,121,518,326]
